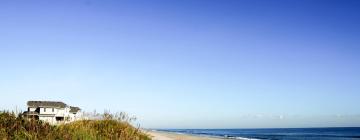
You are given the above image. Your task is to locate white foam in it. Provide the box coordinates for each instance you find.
[235,137,261,140]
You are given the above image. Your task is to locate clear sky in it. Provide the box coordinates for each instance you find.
[1,0,360,128]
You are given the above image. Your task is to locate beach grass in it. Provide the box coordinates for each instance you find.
[0,111,151,140]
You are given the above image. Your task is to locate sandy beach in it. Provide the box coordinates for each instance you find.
[147,131,225,140]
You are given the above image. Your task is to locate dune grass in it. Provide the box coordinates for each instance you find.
[0,111,151,140]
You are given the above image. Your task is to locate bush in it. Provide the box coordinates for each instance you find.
[0,111,151,140]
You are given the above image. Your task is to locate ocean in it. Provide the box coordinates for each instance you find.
[158,127,360,140]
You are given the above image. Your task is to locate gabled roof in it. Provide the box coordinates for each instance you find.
[70,106,81,113]
[27,101,67,108]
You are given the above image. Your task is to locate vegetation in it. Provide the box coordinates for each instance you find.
[0,111,151,140]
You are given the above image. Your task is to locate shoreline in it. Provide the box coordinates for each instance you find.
[147,130,226,140]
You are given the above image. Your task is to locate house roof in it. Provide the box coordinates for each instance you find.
[23,111,39,116]
[27,101,67,108]
[70,106,81,113]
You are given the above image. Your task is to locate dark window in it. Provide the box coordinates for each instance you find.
[35,107,40,113]
[52,108,54,112]
[56,117,64,121]
[44,108,46,112]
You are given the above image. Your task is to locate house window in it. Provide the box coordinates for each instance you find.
[44,108,46,112]
[52,108,54,112]
[56,117,64,121]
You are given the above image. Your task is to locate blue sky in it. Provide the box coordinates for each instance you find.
[1,0,360,128]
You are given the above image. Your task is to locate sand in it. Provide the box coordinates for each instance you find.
[147,131,225,140]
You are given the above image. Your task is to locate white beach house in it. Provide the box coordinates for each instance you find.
[23,101,82,125]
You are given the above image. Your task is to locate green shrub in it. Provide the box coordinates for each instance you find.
[0,111,151,140]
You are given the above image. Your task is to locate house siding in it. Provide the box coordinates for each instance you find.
[39,116,56,124]
[29,107,37,112]
[40,107,56,114]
